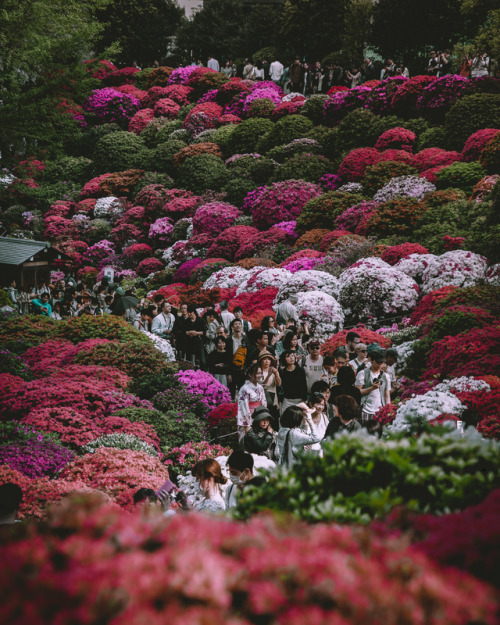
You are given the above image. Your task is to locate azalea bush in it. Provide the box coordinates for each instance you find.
[163,441,232,477]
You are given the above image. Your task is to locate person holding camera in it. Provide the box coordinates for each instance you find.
[355,351,391,422]
[471,52,489,78]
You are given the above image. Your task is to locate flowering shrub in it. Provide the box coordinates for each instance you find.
[394,253,438,283]
[81,433,158,457]
[323,85,371,125]
[281,255,325,273]
[60,447,170,509]
[163,441,232,476]
[373,174,436,202]
[421,250,488,294]
[274,270,339,304]
[413,148,462,172]
[173,142,223,167]
[206,402,238,428]
[338,259,419,322]
[389,390,465,432]
[335,200,378,232]
[375,127,416,152]
[362,160,417,196]
[167,65,198,85]
[128,108,155,134]
[192,201,239,237]
[294,228,330,250]
[374,403,398,425]
[390,75,437,116]
[416,75,473,122]
[0,439,75,478]
[409,285,458,325]
[338,147,383,182]
[122,243,153,264]
[174,369,231,410]
[21,407,101,447]
[235,227,293,261]
[297,191,365,232]
[137,257,164,276]
[293,290,344,340]
[462,128,499,162]
[83,88,140,126]
[365,197,425,238]
[245,180,322,230]
[381,243,429,265]
[205,225,259,261]
[148,216,174,243]
[366,76,409,115]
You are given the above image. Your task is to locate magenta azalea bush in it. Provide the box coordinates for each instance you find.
[174,369,231,410]
[83,88,140,125]
[192,202,240,237]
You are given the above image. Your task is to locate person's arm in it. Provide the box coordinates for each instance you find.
[292,418,322,448]
[244,429,272,453]
[296,367,308,400]
[272,367,281,387]
[384,374,391,405]
[205,321,218,341]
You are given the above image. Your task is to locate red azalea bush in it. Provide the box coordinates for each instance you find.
[378,149,415,165]
[21,407,101,447]
[189,258,231,283]
[44,216,77,239]
[319,230,352,252]
[163,441,232,474]
[461,128,499,162]
[365,197,425,238]
[271,100,305,120]
[228,287,279,319]
[137,257,164,277]
[192,201,240,236]
[153,97,181,118]
[122,242,153,264]
[235,227,292,260]
[390,74,437,116]
[424,325,500,380]
[244,180,322,230]
[206,225,259,261]
[135,184,178,214]
[280,249,325,266]
[294,228,330,250]
[321,327,391,356]
[159,84,193,105]
[413,148,462,172]
[409,286,460,325]
[59,448,170,509]
[477,415,500,440]
[374,403,398,425]
[206,402,237,428]
[104,67,140,86]
[338,147,383,182]
[375,127,417,152]
[98,416,161,451]
[0,503,497,624]
[381,242,429,265]
[216,80,251,106]
[452,388,500,427]
[23,339,79,374]
[161,188,203,220]
[128,108,155,134]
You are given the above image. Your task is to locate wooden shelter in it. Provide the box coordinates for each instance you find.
[0,237,65,288]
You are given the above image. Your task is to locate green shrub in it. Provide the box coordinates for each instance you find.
[92,131,148,174]
[140,118,183,148]
[233,215,254,227]
[267,138,325,163]
[417,127,448,151]
[247,98,276,118]
[222,178,257,206]
[229,155,278,185]
[210,123,238,156]
[150,139,187,175]
[300,94,328,124]
[413,199,476,253]
[400,117,431,138]
[127,371,181,401]
[435,161,487,195]
[257,115,313,152]
[363,160,418,196]
[152,385,207,419]
[133,172,174,196]
[1,205,29,227]
[444,93,500,151]
[41,156,93,184]
[64,315,151,345]
[296,191,365,232]
[480,132,500,174]
[227,118,274,154]
[335,108,381,152]
[273,153,333,183]
[74,340,166,378]
[171,217,192,242]
[305,126,339,161]
[81,434,158,456]
[145,268,176,290]
[84,218,112,245]
[69,122,122,158]
[0,314,61,352]
[175,154,227,194]
[236,429,500,523]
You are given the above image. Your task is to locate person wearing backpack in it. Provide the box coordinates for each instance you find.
[237,363,267,441]
[355,351,391,422]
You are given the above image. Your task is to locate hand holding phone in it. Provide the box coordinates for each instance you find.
[155,479,176,498]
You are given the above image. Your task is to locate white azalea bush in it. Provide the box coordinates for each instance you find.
[421,250,488,294]
[395,253,438,282]
[293,290,344,340]
[394,340,416,372]
[485,263,500,286]
[374,175,436,202]
[338,258,420,323]
[434,377,491,393]
[389,390,465,433]
[236,267,292,295]
[82,434,158,457]
[93,196,124,221]
[274,270,340,304]
[144,331,176,361]
[203,265,250,290]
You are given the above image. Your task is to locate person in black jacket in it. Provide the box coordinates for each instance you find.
[325,395,362,439]
[329,365,361,406]
[243,406,277,459]
[279,350,308,415]
[183,305,205,367]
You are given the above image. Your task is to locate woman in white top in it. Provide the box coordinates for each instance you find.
[177,459,227,514]
[133,309,150,333]
[470,53,489,78]
[300,392,329,456]
[237,362,267,440]
[278,405,323,468]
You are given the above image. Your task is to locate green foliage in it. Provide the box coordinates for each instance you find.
[92,131,148,174]
[84,219,112,245]
[236,429,500,522]
[335,108,381,153]
[247,98,276,119]
[300,95,329,125]
[257,115,313,153]
[417,127,448,151]
[0,349,33,380]
[150,139,187,175]
[175,154,227,194]
[480,132,500,175]
[74,340,167,378]
[64,315,151,345]
[41,156,93,184]
[222,178,257,207]
[297,191,365,232]
[435,161,487,195]
[68,123,122,158]
[267,139,325,163]
[363,160,418,195]
[210,124,238,156]
[305,126,340,162]
[273,153,333,183]
[231,157,278,185]
[128,371,182,401]
[140,119,183,148]
[444,93,500,151]
[227,118,274,154]
[0,315,61,353]
[133,172,174,196]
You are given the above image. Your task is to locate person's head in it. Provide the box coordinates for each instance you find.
[322,355,336,373]
[283,331,298,351]
[140,308,149,319]
[161,301,172,314]
[41,293,49,303]
[233,306,244,320]
[258,351,275,369]
[308,340,321,358]
[337,365,356,387]
[187,304,198,320]
[289,294,298,305]
[180,303,188,316]
[281,349,297,368]
[192,459,227,493]
[311,380,330,402]
[370,351,386,371]
[334,348,348,367]
[252,406,272,432]
[246,362,263,385]
[345,331,361,351]
[385,348,398,367]
[230,318,243,334]
[133,488,157,507]
[219,300,229,311]
[227,451,254,485]
[53,302,61,314]
[308,392,325,413]
[255,330,268,349]
[0,483,23,523]
[215,336,227,351]
[430,50,436,58]
[333,395,361,423]
[154,294,164,306]
[217,326,227,338]
[364,419,383,438]
[261,315,275,331]
[280,405,304,429]
[354,343,367,360]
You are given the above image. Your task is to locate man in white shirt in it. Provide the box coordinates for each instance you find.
[304,340,324,394]
[275,294,299,326]
[151,301,175,340]
[219,300,235,332]
[385,348,399,396]
[269,58,284,84]
[356,351,391,422]
[207,56,220,72]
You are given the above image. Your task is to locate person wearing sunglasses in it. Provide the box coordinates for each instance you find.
[350,342,368,373]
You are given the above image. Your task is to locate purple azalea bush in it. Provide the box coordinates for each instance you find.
[83,88,140,125]
[175,369,231,410]
[0,439,75,478]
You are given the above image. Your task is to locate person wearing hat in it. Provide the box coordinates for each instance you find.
[243,406,278,460]
[275,293,299,326]
[258,351,281,422]
[355,350,391,422]
[304,339,324,394]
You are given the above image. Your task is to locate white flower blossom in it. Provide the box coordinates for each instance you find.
[94,196,123,222]
[274,270,340,304]
[203,266,250,290]
[389,390,465,432]
[144,331,176,361]
[434,377,491,393]
[291,290,344,340]
[395,253,438,282]
[236,267,292,295]
[421,250,488,295]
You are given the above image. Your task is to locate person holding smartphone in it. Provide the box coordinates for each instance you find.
[355,351,391,422]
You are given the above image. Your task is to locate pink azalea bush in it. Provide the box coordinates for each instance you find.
[192,202,240,237]
[174,369,231,410]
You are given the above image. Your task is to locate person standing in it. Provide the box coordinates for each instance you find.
[151,300,175,341]
[183,305,205,367]
[279,350,307,415]
[471,52,489,78]
[243,58,255,80]
[324,395,362,438]
[207,336,232,388]
[278,405,322,468]
[275,293,299,325]
[289,58,304,92]
[344,331,361,360]
[303,340,324,394]
[219,300,235,332]
[229,318,247,398]
[237,363,267,441]
[350,343,368,374]
[269,57,284,84]
[356,351,391,422]
[207,56,220,72]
